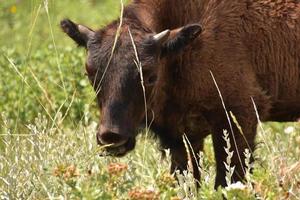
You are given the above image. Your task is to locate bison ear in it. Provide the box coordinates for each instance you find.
[60,19,95,48]
[158,24,202,57]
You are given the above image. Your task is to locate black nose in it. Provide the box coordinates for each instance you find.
[97,126,129,147]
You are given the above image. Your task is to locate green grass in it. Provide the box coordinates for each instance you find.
[0,1,300,199]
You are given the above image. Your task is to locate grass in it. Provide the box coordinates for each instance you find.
[0,0,300,199]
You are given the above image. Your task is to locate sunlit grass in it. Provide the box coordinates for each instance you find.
[1,112,299,199]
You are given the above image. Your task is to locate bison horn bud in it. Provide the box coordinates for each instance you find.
[153,29,170,44]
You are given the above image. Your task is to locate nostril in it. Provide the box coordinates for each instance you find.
[97,131,128,147]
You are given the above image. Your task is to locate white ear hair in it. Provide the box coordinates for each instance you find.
[153,29,170,43]
[78,25,95,40]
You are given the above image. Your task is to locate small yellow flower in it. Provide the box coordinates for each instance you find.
[10,5,17,14]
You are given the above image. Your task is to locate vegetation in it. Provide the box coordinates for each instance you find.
[0,0,299,199]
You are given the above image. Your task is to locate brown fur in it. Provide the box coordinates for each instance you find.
[133,0,300,187]
[61,0,300,188]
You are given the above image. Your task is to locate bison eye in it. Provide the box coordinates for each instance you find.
[146,75,157,86]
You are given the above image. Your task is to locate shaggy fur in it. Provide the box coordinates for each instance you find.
[129,0,300,187]
[61,0,300,188]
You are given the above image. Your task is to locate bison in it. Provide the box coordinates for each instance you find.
[61,0,300,188]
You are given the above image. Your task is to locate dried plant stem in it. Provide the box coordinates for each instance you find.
[210,71,245,176]
[230,111,253,155]
[251,97,271,153]
[128,27,151,167]
[5,56,55,125]
[128,29,148,134]
[182,134,201,181]
[94,0,124,95]
[44,0,66,93]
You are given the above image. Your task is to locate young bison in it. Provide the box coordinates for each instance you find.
[61,0,300,188]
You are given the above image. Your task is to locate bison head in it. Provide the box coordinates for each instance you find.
[61,18,201,156]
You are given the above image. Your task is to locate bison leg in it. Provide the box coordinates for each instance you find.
[169,139,204,184]
[209,99,266,189]
[207,86,270,189]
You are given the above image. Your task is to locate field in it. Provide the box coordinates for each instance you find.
[0,0,300,199]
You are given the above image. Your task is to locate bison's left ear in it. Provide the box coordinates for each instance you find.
[153,24,202,57]
[60,19,95,48]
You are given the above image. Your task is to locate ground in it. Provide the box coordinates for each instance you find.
[0,0,299,199]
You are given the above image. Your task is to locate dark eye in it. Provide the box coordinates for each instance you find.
[146,75,157,86]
